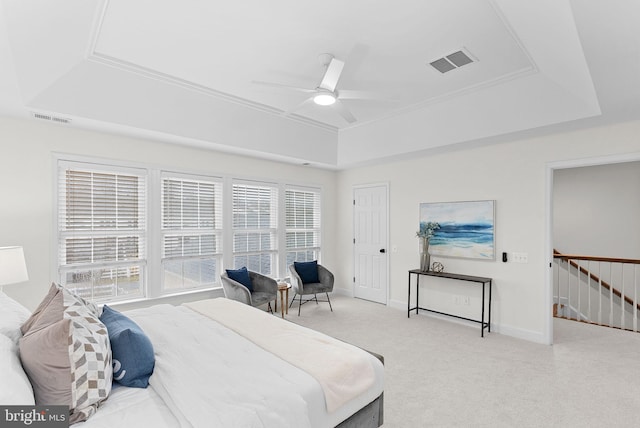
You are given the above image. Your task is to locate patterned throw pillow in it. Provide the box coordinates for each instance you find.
[19,283,112,424]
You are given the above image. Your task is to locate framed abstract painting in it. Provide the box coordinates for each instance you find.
[419,200,495,260]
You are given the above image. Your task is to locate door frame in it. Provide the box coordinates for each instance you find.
[545,151,640,345]
[352,182,390,305]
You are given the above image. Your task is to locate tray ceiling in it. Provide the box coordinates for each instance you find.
[1,0,638,167]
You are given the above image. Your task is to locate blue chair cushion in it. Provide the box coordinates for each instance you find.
[99,305,155,388]
[226,266,253,291]
[295,260,320,284]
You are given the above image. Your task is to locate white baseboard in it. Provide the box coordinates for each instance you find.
[389,298,548,344]
[492,323,548,344]
[389,299,406,310]
[332,288,354,298]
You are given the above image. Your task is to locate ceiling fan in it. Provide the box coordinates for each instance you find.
[253,53,372,124]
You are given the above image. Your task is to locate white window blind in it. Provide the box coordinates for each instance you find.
[161,174,223,291]
[285,187,321,267]
[57,162,147,302]
[232,181,278,275]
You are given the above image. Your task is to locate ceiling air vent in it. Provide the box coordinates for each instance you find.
[429,49,475,74]
[31,112,72,124]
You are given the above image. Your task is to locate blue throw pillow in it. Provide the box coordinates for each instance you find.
[100,305,155,388]
[295,260,319,284]
[226,267,253,291]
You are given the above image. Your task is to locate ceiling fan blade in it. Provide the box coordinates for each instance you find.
[333,99,357,124]
[318,58,345,92]
[281,97,314,117]
[252,80,316,94]
[338,89,383,100]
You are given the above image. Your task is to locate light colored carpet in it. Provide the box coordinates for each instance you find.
[286,295,640,427]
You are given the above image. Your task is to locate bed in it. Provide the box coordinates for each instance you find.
[0,287,384,427]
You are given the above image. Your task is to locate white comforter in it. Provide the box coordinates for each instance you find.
[111,301,384,428]
[129,304,315,428]
[184,298,376,413]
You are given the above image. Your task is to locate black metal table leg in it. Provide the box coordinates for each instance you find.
[481,282,486,337]
[488,280,492,332]
[407,271,411,318]
[416,274,420,315]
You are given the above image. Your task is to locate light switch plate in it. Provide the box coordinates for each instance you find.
[513,252,528,263]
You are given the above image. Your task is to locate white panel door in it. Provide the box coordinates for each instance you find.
[353,185,388,304]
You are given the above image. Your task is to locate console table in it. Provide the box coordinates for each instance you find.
[408,269,492,337]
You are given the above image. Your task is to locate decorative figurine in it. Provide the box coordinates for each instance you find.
[432,261,444,273]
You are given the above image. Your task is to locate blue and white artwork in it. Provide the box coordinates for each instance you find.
[419,200,495,260]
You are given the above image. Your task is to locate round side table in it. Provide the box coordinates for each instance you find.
[277,282,292,318]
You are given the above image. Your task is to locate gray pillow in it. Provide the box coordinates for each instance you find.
[19,283,112,424]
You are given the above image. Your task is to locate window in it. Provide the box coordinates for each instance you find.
[57,162,147,302]
[285,186,321,267]
[55,156,323,304]
[161,174,223,292]
[232,181,278,275]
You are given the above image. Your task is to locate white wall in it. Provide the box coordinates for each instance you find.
[4,113,640,344]
[335,120,640,343]
[0,117,337,310]
[553,162,640,259]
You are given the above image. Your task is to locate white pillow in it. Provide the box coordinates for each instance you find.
[0,291,31,343]
[0,334,35,404]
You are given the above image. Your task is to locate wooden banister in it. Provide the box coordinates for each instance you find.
[553,249,640,312]
[553,252,640,265]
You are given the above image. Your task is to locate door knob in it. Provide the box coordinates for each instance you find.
[379,249,386,253]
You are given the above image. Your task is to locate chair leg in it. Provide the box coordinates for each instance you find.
[289,292,305,316]
[289,293,297,308]
[290,293,332,315]
[267,302,273,314]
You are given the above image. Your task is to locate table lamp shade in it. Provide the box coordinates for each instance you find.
[0,246,29,286]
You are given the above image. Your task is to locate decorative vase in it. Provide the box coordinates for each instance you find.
[420,237,431,272]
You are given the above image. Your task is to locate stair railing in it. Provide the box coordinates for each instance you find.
[553,250,640,332]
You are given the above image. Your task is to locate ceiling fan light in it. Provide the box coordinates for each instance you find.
[313,93,336,106]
